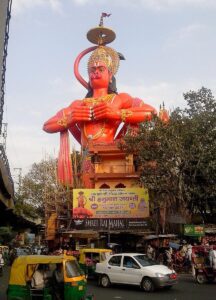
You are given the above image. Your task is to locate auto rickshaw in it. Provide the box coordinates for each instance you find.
[79,248,112,278]
[192,245,216,284]
[7,254,93,300]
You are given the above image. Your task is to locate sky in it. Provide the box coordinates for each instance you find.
[4,0,216,179]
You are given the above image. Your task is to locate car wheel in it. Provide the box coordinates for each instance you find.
[196,273,206,284]
[100,274,111,288]
[141,277,155,292]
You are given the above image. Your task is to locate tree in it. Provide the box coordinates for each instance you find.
[14,150,83,220]
[122,87,216,229]
[15,157,59,219]
[183,87,216,222]
[0,226,15,244]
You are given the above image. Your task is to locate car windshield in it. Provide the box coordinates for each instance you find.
[65,260,84,278]
[134,255,157,266]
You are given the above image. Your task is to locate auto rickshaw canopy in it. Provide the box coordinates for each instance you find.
[79,248,112,264]
[9,254,76,285]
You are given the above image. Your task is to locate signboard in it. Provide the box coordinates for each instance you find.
[184,224,205,237]
[73,188,149,219]
[70,218,149,231]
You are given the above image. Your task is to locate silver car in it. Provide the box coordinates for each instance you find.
[96,253,177,292]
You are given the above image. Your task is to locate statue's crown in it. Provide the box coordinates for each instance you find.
[87,13,119,75]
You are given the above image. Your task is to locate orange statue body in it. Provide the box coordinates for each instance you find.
[43,15,168,186]
[43,62,158,147]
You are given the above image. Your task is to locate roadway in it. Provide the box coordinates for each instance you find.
[86,274,215,300]
[1,267,215,300]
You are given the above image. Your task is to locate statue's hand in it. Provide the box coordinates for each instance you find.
[93,103,120,120]
[70,105,92,122]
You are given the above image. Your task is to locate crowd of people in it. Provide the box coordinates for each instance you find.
[145,241,216,272]
[1,238,215,279]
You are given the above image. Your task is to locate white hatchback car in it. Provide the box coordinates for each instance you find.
[96,253,177,292]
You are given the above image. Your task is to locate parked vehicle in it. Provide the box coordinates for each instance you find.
[192,245,216,284]
[7,254,93,300]
[79,248,112,277]
[96,253,177,292]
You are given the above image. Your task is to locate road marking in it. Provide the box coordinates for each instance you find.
[114,297,122,299]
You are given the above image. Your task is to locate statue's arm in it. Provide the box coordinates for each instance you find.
[121,102,157,123]
[43,100,90,133]
[93,93,157,123]
[118,94,157,123]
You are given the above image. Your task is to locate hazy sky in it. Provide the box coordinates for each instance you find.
[4,0,216,178]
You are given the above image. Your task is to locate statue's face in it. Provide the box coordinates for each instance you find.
[88,61,112,89]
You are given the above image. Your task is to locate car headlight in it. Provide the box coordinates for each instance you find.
[155,273,165,278]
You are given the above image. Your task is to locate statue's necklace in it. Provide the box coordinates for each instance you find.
[83,93,114,105]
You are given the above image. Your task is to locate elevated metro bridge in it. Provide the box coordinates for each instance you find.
[0,0,14,217]
[0,1,41,233]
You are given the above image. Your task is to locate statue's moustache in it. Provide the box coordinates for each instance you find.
[90,74,101,79]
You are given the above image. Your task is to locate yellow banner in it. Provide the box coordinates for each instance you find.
[73,188,149,219]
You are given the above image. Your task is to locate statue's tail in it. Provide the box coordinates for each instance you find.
[57,130,73,187]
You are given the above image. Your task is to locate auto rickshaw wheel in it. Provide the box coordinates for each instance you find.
[100,274,111,288]
[196,273,206,284]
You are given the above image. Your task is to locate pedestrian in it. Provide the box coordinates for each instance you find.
[209,246,216,270]
[146,245,155,260]
[185,244,192,266]
[164,247,173,268]
[53,264,64,300]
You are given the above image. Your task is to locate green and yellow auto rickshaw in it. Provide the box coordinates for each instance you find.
[79,248,112,278]
[7,254,93,300]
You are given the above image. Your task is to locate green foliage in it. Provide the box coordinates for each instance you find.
[14,157,59,219]
[123,87,216,225]
[14,151,80,220]
[182,87,216,221]
[0,226,15,244]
